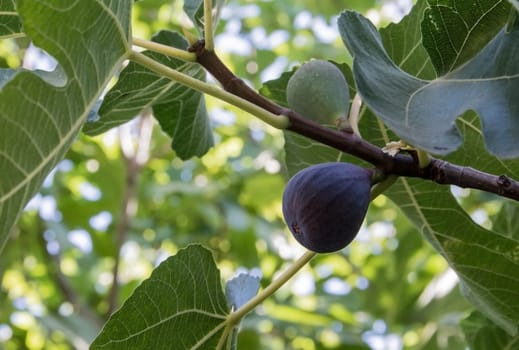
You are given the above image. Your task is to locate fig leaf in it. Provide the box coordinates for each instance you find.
[338,11,519,158]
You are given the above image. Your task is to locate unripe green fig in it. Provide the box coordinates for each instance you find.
[282,162,372,253]
[286,59,350,125]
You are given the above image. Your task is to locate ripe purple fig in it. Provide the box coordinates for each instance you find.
[282,162,372,253]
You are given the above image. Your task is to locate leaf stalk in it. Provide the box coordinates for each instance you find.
[129,50,289,129]
[226,250,316,326]
[203,0,214,50]
[132,37,197,62]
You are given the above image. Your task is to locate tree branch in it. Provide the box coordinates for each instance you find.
[107,112,153,317]
[36,222,104,328]
[192,42,519,201]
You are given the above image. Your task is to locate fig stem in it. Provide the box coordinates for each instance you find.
[348,93,363,137]
[214,321,233,350]
[371,175,398,200]
[226,250,317,326]
[417,149,431,168]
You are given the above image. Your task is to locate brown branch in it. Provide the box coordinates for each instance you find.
[424,159,519,199]
[107,112,153,317]
[36,222,104,328]
[192,42,519,201]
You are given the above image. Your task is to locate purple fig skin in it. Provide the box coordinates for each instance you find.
[282,162,372,253]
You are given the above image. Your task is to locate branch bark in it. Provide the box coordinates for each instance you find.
[191,42,519,201]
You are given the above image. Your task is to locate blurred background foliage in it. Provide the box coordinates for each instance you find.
[0,0,504,349]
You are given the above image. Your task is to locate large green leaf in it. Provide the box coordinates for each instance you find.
[91,245,230,349]
[0,0,22,38]
[0,0,131,250]
[385,167,519,335]
[422,0,511,75]
[338,11,519,159]
[83,30,213,159]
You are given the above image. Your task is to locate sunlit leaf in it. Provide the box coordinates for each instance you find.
[379,0,436,79]
[83,30,213,160]
[0,0,131,250]
[422,0,511,75]
[387,174,519,335]
[91,244,229,349]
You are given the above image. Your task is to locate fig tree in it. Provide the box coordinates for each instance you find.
[282,162,372,253]
[286,59,350,125]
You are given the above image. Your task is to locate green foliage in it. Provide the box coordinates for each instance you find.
[379,0,436,80]
[1,0,519,349]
